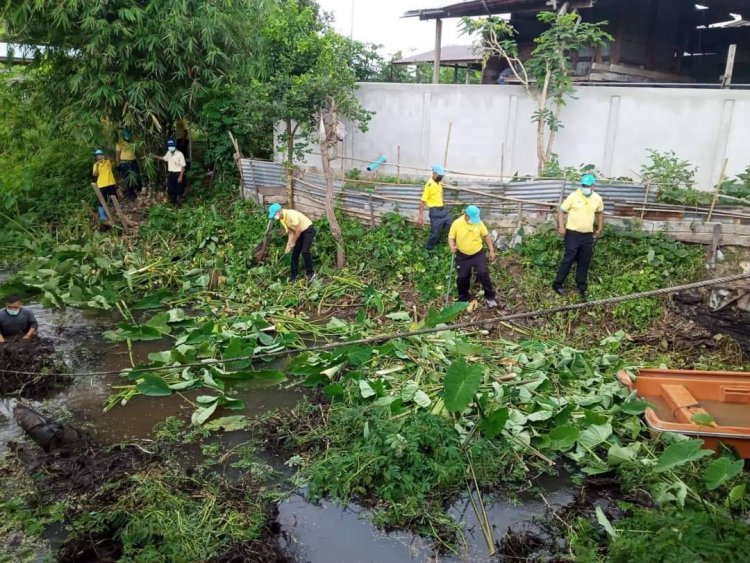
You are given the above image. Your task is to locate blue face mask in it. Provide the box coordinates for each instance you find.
[5,307,21,317]
[581,187,593,197]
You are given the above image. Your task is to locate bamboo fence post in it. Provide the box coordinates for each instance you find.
[443,121,453,168]
[396,145,401,183]
[707,158,728,223]
[640,182,651,222]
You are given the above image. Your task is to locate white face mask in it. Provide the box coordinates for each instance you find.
[168,147,176,153]
[6,307,21,317]
[581,187,593,197]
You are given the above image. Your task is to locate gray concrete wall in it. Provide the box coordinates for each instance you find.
[317,83,750,189]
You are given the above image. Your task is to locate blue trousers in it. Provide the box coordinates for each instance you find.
[425,207,451,250]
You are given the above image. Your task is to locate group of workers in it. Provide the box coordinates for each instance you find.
[92,133,188,222]
[265,164,603,306]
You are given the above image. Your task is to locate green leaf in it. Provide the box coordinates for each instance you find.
[548,425,579,451]
[578,423,613,449]
[218,369,286,383]
[595,506,619,538]
[136,374,172,397]
[607,443,640,466]
[385,311,411,322]
[442,358,483,412]
[653,439,713,473]
[359,379,376,399]
[619,399,649,415]
[424,302,469,328]
[479,407,509,439]
[691,413,715,426]
[191,402,218,426]
[413,390,432,408]
[203,415,250,432]
[144,312,172,335]
[726,484,746,507]
[704,457,744,491]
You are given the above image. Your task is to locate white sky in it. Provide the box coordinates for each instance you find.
[317,0,466,57]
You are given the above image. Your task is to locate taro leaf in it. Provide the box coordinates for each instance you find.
[386,311,411,322]
[147,350,173,364]
[607,443,640,466]
[583,409,608,425]
[595,507,619,538]
[197,395,220,404]
[691,413,715,426]
[191,401,218,426]
[413,390,432,409]
[553,404,576,425]
[424,302,469,328]
[578,423,613,449]
[726,484,746,508]
[359,380,377,399]
[133,289,173,310]
[704,457,744,491]
[653,439,713,473]
[221,397,244,410]
[548,425,580,451]
[347,347,374,367]
[324,383,345,401]
[400,381,418,402]
[619,400,650,415]
[144,312,172,335]
[136,374,173,397]
[203,415,250,432]
[479,407,509,439]
[443,358,483,412]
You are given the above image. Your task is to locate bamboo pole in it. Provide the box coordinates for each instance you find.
[443,121,453,168]
[707,158,729,223]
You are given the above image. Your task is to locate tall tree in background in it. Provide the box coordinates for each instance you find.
[462,11,611,174]
[1,0,267,158]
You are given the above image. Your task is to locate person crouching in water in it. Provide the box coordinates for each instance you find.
[268,204,316,282]
[0,296,38,343]
[448,205,498,308]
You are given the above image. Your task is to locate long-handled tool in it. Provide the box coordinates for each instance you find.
[444,253,456,307]
[253,219,274,263]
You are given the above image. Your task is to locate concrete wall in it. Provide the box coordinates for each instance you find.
[317,83,750,189]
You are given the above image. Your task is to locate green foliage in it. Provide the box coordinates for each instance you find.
[607,508,750,562]
[641,149,704,205]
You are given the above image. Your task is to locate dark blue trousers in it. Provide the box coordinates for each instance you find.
[425,207,451,250]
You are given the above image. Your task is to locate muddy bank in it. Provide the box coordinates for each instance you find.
[0,339,70,397]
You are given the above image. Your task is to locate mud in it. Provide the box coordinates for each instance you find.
[675,296,750,358]
[0,338,71,397]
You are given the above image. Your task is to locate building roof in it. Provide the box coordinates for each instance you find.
[394,45,481,65]
[404,0,746,26]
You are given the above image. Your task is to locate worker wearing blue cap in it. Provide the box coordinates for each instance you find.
[268,203,316,282]
[153,139,186,205]
[552,174,604,300]
[448,205,498,308]
[417,164,451,250]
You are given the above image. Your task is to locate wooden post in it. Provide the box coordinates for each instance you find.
[640,182,651,222]
[228,131,247,202]
[110,195,135,231]
[432,18,442,84]
[396,145,401,183]
[721,44,737,89]
[707,158,728,222]
[706,223,722,267]
[443,121,453,168]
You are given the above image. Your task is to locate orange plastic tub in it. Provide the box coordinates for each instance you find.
[617,368,750,458]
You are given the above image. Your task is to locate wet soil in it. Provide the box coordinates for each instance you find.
[0,338,71,397]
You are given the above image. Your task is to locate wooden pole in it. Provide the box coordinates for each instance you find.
[433,18,443,84]
[721,44,737,89]
[443,121,453,168]
[92,184,115,226]
[640,182,651,222]
[707,158,728,223]
[396,145,401,183]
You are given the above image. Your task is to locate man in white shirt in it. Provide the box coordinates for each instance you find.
[154,138,186,205]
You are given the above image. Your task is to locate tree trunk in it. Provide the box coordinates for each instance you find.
[319,115,346,268]
[544,102,564,163]
[285,119,295,206]
[536,65,552,175]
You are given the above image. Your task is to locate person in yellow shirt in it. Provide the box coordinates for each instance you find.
[448,205,498,308]
[417,164,451,250]
[115,129,141,200]
[268,204,316,282]
[552,174,604,300]
[92,149,117,222]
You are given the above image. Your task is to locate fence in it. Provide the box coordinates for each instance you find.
[237,157,750,247]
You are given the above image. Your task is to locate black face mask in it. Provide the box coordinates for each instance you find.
[434,175,444,182]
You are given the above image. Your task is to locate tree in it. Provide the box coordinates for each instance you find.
[1,0,267,160]
[461,11,612,174]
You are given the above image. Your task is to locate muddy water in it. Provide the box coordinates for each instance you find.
[0,299,575,562]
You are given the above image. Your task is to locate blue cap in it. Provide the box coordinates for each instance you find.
[432,164,445,176]
[581,173,596,187]
[268,203,282,219]
[167,138,177,147]
[466,205,481,224]
[94,149,104,156]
